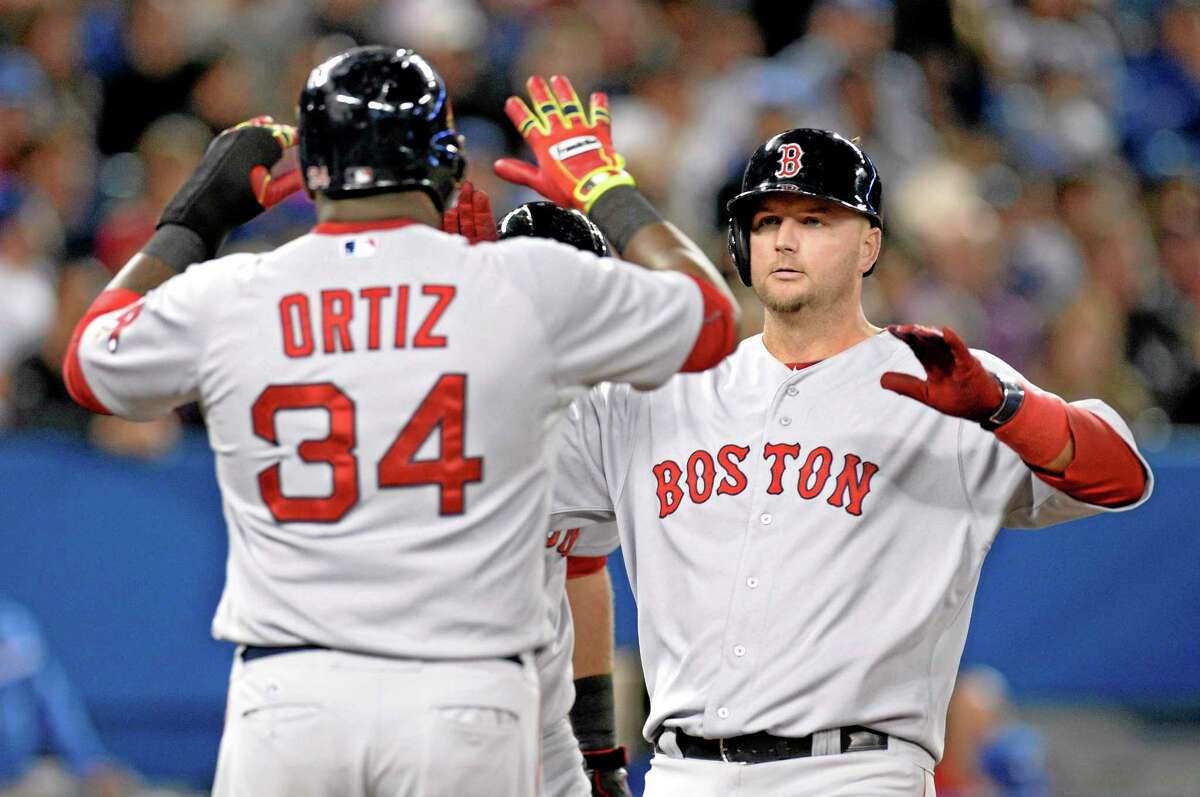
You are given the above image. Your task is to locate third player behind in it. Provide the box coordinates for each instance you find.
[495,76,1153,795]
[443,194,632,797]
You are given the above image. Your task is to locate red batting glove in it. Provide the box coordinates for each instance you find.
[493,75,635,212]
[441,181,497,243]
[880,325,1003,422]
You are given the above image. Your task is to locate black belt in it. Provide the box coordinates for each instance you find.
[664,726,888,765]
[242,644,328,662]
[241,645,523,667]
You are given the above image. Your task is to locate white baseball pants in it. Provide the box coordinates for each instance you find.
[539,715,590,797]
[212,647,539,797]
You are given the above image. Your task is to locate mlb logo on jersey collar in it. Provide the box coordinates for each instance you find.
[342,237,377,258]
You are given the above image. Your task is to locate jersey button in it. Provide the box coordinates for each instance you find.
[733,644,746,657]
[786,386,799,397]
[717,707,730,719]
[759,513,772,525]
[780,416,792,426]
[746,577,759,589]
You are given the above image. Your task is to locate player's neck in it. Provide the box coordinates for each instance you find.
[761,301,880,365]
[316,192,441,228]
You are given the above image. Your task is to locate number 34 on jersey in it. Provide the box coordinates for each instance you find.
[252,283,483,524]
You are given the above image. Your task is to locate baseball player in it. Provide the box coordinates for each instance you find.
[61,49,736,796]
[495,77,1152,795]
[443,194,632,797]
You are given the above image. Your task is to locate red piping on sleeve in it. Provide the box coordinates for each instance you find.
[567,556,608,579]
[680,276,737,372]
[63,288,143,415]
[995,388,1147,508]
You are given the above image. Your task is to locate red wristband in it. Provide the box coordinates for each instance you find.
[993,386,1070,470]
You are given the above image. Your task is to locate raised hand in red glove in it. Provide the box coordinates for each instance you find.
[880,325,1003,422]
[493,75,635,212]
[441,181,497,243]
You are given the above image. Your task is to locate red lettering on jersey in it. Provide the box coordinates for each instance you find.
[797,445,833,499]
[685,449,716,504]
[321,289,354,353]
[827,453,879,516]
[105,300,145,353]
[557,528,581,556]
[279,293,314,358]
[414,285,455,348]
[653,442,879,517]
[394,285,410,348]
[715,444,750,496]
[360,286,390,351]
[252,382,359,523]
[377,373,483,515]
[763,442,801,495]
[776,143,804,179]
[544,528,581,557]
[653,459,684,518]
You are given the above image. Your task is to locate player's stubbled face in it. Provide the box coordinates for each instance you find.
[748,195,871,314]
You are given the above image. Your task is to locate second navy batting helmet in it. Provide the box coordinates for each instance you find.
[496,201,610,257]
[298,46,465,210]
[726,128,882,286]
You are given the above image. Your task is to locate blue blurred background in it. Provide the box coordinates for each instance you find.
[0,0,1197,794]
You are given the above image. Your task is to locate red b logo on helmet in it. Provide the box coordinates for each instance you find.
[776,143,804,179]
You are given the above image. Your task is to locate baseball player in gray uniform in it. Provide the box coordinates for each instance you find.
[497,78,1153,796]
[442,194,635,796]
[62,50,737,796]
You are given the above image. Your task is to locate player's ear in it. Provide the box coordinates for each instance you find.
[858,224,881,276]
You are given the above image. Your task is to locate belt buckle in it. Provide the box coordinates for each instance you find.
[718,737,731,763]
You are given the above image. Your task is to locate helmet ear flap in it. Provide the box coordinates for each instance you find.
[728,218,752,287]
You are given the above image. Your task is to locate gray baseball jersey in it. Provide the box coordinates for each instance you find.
[549,331,1152,762]
[72,222,703,660]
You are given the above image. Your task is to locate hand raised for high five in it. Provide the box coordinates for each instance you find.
[441,181,497,244]
[880,325,1005,423]
[493,75,635,212]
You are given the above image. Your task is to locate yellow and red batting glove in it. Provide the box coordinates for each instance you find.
[493,75,635,212]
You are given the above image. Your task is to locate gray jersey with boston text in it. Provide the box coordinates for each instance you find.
[73,224,703,660]
[550,331,1152,761]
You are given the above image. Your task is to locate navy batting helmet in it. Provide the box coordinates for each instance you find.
[496,201,610,257]
[298,46,465,211]
[726,128,882,286]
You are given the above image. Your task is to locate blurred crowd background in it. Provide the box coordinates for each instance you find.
[0,0,1198,450]
[0,0,1196,795]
